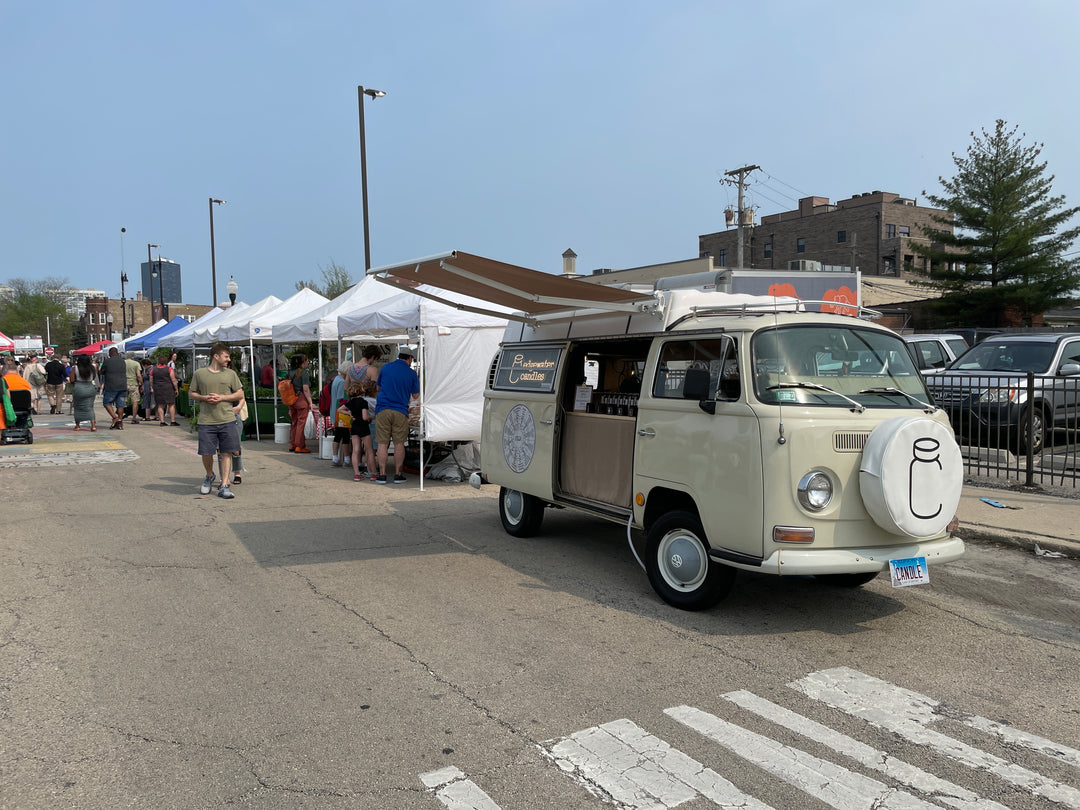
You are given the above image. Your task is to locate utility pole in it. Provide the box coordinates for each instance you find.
[722,164,759,268]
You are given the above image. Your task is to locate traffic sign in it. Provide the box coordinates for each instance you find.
[44,347,55,357]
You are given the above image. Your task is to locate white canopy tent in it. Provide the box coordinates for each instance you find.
[167,307,232,350]
[219,287,330,441]
[193,298,278,346]
[337,285,509,491]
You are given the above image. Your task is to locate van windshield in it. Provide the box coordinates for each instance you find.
[752,325,929,408]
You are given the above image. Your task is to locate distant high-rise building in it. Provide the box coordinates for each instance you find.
[141,257,182,304]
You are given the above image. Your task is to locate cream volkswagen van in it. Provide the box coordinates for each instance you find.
[476,289,965,610]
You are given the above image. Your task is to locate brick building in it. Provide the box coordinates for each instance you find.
[699,191,954,278]
[83,294,215,343]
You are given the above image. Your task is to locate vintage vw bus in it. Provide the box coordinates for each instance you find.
[476,286,965,610]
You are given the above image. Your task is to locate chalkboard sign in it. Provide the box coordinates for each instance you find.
[493,347,562,392]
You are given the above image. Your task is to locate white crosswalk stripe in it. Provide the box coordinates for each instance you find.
[721,689,1009,810]
[791,667,1080,808]
[420,667,1079,809]
[541,718,774,809]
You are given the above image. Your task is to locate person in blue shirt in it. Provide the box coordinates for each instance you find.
[374,350,419,484]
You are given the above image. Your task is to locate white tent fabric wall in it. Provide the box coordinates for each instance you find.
[219,287,329,343]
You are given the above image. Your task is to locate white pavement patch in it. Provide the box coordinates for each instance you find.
[790,666,1080,808]
[720,690,1008,810]
[540,717,773,809]
[420,766,502,810]
[0,448,139,468]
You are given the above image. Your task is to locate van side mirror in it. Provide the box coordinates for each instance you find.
[1059,363,1080,377]
[683,367,716,414]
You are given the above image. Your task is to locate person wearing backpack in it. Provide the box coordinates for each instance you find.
[21,354,46,415]
[286,353,314,453]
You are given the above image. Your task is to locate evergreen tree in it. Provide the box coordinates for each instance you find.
[911,120,1080,326]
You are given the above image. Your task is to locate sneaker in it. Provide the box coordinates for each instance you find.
[369,473,378,481]
[375,474,387,485]
[332,456,342,467]
[344,456,351,465]
[354,474,362,482]
[200,473,215,495]
[218,485,235,499]
[393,474,406,484]
[295,448,312,454]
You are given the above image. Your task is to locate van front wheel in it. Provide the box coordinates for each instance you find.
[499,487,545,537]
[645,511,735,611]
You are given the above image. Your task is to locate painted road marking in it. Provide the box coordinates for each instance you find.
[0,440,138,468]
[422,668,1079,809]
[721,689,1008,810]
[420,766,502,810]
[541,718,773,809]
[791,667,1080,807]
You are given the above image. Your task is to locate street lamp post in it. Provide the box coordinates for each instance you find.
[120,227,129,337]
[147,243,159,324]
[227,275,238,307]
[209,198,226,306]
[357,85,386,271]
[107,313,114,342]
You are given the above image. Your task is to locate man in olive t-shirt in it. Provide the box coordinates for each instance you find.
[189,343,243,499]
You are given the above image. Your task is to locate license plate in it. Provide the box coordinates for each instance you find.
[890,556,929,588]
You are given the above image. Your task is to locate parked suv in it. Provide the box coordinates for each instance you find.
[925,333,1080,454]
[903,334,970,374]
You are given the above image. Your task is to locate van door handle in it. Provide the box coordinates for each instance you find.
[637,428,656,437]
[540,419,553,425]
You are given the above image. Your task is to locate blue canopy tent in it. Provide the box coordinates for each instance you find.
[125,316,192,352]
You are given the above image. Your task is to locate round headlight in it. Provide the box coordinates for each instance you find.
[798,471,833,511]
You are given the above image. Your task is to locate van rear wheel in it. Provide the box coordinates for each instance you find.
[499,487,545,537]
[645,511,735,611]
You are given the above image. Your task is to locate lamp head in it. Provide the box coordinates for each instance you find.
[363,88,386,99]
[211,198,226,206]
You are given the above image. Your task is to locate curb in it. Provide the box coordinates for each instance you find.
[957,526,1079,559]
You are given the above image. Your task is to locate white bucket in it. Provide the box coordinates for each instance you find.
[274,423,290,444]
[320,436,335,459]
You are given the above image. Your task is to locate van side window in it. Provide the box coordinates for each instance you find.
[653,338,738,400]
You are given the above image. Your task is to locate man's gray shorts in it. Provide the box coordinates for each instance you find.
[198,422,240,456]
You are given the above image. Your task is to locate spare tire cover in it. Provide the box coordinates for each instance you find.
[859,417,962,538]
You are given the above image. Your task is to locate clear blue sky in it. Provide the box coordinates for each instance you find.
[3,1,1078,305]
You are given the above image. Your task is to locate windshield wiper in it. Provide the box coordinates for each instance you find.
[767,381,865,413]
[859,387,937,413]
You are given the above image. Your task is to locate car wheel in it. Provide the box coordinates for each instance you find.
[816,572,879,588]
[645,510,735,611]
[498,487,545,537]
[1017,406,1047,455]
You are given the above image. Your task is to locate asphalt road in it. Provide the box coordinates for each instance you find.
[2,420,1078,809]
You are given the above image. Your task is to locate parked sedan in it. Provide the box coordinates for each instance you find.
[903,334,970,374]
[925,334,1080,454]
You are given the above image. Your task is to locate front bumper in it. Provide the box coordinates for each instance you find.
[710,535,965,576]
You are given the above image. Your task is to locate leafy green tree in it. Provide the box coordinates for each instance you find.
[910,120,1080,326]
[295,260,354,300]
[0,277,79,345]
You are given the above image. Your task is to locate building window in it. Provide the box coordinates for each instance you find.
[837,230,846,243]
[885,224,896,239]
[796,238,806,253]
[763,242,772,259]
[717,249,727,267]
[883,256,896,275]
[898,225,910,237]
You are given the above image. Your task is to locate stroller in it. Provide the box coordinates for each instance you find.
[1,388,34,444]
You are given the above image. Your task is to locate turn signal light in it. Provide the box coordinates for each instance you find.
[773,526,815,543]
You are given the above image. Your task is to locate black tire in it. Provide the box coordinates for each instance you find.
[1016,406,1047,456]
[498,487,545,537]
[817,572,878,588]
[26,433,33,445]
[645,510,735,611]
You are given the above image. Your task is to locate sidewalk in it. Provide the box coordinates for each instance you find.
[955,482,1079,558]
